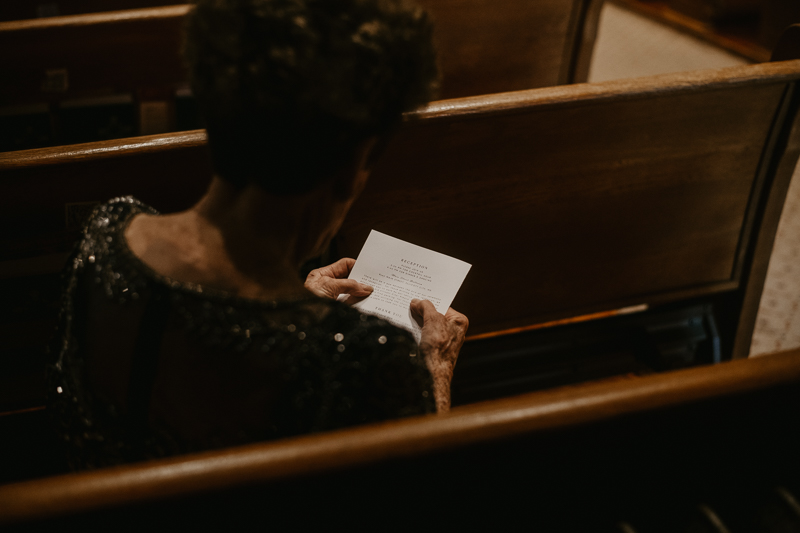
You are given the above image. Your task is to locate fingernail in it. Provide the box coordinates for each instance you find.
[363,284,374,292]
[410,298,420,304]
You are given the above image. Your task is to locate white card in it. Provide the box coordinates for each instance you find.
[339,230,471,343]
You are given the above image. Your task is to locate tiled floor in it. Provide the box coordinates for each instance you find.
[587,2,800,356]
[750,166,800,355]
[587,2,748,82]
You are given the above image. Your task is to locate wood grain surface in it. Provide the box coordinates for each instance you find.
[0,6,190,106]
[3,61,799,341]
[418,0,602,98]
[1,346,798,524]
[339,60,800,337]
[0,0,602,110]
[0,130,211,263]
[0,0,179,22]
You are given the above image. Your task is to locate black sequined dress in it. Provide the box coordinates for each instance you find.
[46,197,435,470]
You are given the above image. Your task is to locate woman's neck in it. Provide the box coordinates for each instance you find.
[125,177,337,301]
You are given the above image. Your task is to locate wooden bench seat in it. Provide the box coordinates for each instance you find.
[1,346,799,529]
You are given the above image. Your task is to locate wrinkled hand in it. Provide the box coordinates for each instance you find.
[410,299,469,413]
[305,258,373,301]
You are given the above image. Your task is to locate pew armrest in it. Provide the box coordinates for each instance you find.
[1,347,799,525]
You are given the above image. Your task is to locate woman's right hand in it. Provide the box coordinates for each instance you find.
[410,299,469,413]
[305,257,373,301]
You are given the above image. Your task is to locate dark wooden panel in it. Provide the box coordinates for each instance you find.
[0,6,189,106]
[419,0,600,98]
[0,408,68,485]
[773,24,800,62]
[0,131,212,263]
[668,0,760,23]
[338,67,793,335]
[1,348,799,526]
[760,0,800,50]
[0,1,178,22]
[0,0,602,113]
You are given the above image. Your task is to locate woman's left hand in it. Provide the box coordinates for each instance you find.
[410,299,468,413]
[305,258,373,300]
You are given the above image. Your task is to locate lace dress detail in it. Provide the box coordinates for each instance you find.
[46,197,435,470]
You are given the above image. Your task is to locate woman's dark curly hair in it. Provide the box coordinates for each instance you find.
[184,0,439,194]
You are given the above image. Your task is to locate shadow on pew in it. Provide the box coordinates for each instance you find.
[1,347,799,530]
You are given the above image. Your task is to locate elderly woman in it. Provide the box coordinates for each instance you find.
[47,0,468,470]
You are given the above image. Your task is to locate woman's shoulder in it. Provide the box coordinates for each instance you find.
[73,197,156,259]
[83,197,157,238]
[59,197,155,295]
[90,196,157,221]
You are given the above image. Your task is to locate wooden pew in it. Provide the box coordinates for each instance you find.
[0,6,188,108]
[336,59,800,361]
[1,347,799,529]
[2,58,799,413]
[0,6,190,143]
[0,1,177,22]
[0,130,211,271]
[1,55,800,530]
[417,0,604,98]
[0,0,603,149]
[3,29,800,531]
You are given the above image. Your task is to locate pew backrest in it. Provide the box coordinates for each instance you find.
[1,346,799,528]
[420,0,604,98]
[0,0,176,22]
[0,130,211,276]
[336,59,800,357]
[0,6,188,107]
[0,0,603,115]
[2,61,798,347]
